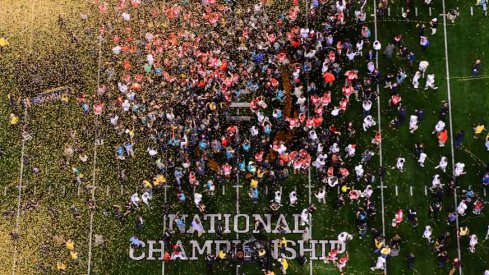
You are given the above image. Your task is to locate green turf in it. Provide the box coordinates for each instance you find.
[1,0,489,275]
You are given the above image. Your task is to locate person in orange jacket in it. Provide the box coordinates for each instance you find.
[438,129,448,147]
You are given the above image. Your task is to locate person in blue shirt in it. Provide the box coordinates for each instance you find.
[175,216,186,233]
[239,161,246,172]
[482,173,489,191]
[116,145,125,160]
[225,147,235,160]
[124,143,134,157]
[174,168,183,187]
[130,236,143,248]
[177,191,186,203]
[242,140,251,153]
[250,188,259,203]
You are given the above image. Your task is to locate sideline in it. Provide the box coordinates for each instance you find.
[87,15,104,275]
[372,1,387,274]
[12,0,37,272]
[441,0,463,271]
[11,106,29,275]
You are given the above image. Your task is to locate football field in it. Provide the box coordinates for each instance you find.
[0,0,488,274]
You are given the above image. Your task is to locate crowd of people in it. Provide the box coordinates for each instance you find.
[3,0,487,273]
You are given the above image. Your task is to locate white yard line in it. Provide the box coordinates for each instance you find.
[11,1,37,271]
[372,0,386,238]
[87,20,104,275]
[304,0,314,273]
[11,107,29,275]
[441,0,463,269]
[372,1,387,275]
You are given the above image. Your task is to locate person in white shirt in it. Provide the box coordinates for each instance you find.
[300,208,310,226]
[362,100,372,115]
[469,234,478,253]
[396,157,406,172]
[431,174,442,189]
[433,120,446,134]
[194,193,202,207]
[331,106,340,117]
[435,156,448,172]
[147,54,154,65]
[345,144,356,158]
[305,49,317,58]
[327,176,339,187]
[296,95,306,106]
[330,143,340,154]
[363,115,376,131]
[346,49,356,61]
[422,225,433,242]
[409,115,419,134]
[454,162,466,177]
[309,130,318,142]
[147,147,158,157]
[457,200,468,216]
[424,74,438,90]
[300,28,310,39]
[314,187,326,203]
[112,45,122,55]
[317,143,324,154]
[122,12,130,21]
[419,61,429,77]
[142,191,152,207]
[356,40,364,56]
[313,155,326,169]
[250,126,259,137]
[371,256,386,271]
[373,40,381,51]
[118,82,128,94]
[418,152,427,167]
[131,192,141,207]
[274,191,282,204]
[367,61,375,74]
[336,0,346,12]
[122,100,130,112]
[337,232,353,245]
[355,164,364,180]
[412,71,422,89]
[289,191,298,206]
[363,185,373,199]
[110,115,119,126]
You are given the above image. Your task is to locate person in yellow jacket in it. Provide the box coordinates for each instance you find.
[70,250,79,263]
[250,179,258,189]
[278,257,288,274]
[143,180,152,189]
[9,113,19,126]
[153,174,166,186]
[56,262,66,272]
[0,37,9,52]
[65,239,75,251]
[218,249,226,260]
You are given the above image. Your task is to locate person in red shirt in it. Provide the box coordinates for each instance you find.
[438,129,448,147]
[390,94,402,108]
[323,71,336,87]
[336,252,349,273]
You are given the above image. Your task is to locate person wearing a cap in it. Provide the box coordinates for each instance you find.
[373,40,381,51]
[472,59,481,76]
[430,18,438,35]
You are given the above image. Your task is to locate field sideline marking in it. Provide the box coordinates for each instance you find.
[441,0,463,270]
[372,0,387,240]
[11,1,38,272]
[87,16,104,275]
[11,106,29,275]
[373,1,387,274]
